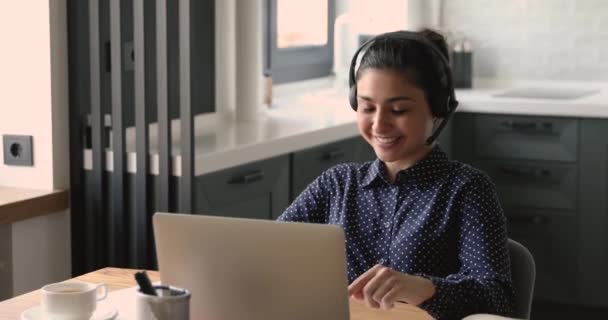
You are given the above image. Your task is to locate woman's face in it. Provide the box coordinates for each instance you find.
[356,68,435,169]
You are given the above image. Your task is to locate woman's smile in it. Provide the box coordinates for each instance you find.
[374,135,402,147]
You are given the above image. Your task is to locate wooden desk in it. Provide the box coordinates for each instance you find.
[0,268,432,320]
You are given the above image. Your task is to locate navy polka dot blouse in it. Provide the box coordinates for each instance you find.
[278,145,514,319]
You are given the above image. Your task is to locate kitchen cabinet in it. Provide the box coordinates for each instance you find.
[452,113,580,304]
[474,115,578,162]
[578,119,608,308]
[505,208,578,303]
[195,155,290,220]
[290,137,375,201]
[475,160,578,210]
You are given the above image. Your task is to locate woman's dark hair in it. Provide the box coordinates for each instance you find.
[355,28,450,117]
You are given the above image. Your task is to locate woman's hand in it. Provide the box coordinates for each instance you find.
[347,264,436,310]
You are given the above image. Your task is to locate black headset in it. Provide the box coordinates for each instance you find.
[348,30,459,145]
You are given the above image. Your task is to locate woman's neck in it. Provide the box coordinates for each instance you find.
[384,145,434,183]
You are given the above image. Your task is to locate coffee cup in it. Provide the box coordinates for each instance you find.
[41,280,107,320]
[136,285,190,320]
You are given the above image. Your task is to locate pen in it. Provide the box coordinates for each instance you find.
[135,271,157,296]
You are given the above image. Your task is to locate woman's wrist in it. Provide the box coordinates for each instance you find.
[410,275,436,306]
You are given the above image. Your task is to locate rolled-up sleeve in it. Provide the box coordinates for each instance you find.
[418,174,514,319]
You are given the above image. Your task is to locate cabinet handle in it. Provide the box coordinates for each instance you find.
[499,120,555,134]
[500,120,537,130]
[498,166,535,178]
[228,170,264,185]
[498,166,553,182]
[508,215,550,225]
[322,149,345,161]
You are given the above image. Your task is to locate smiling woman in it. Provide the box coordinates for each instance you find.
[278,29,515,320]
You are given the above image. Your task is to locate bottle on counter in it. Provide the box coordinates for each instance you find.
[451,37,473,88]
[263,71,272,107]
[333,13,358,89]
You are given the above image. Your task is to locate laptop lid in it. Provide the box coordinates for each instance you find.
[153,212,350,320]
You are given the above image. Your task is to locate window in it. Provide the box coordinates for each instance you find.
[350,0,408,36]
[277,1,328,48]
[266,0,335,84]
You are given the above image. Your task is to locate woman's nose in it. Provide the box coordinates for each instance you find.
[372,112,392,131]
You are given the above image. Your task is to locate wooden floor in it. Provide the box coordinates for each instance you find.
[531,301,608,319]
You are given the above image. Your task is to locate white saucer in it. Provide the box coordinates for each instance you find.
[21,305,118,320]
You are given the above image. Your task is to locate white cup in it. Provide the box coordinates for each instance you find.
[41,280,107,320]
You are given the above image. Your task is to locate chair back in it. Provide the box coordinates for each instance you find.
[508,239,536,319]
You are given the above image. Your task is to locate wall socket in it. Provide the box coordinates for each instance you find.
[3,135,33,166]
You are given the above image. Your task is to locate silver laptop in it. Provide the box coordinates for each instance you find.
[153,212,350,320]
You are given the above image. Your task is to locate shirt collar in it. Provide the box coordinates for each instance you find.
[359,145,450,188]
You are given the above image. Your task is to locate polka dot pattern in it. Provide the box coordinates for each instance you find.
[278,146,514,319]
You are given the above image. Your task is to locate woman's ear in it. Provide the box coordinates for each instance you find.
[432,117,443,130]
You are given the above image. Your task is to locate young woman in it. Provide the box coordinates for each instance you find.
[278,29,514,319]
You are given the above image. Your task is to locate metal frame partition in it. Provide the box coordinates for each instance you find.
[89,0,107,271]
[69,0,198,274]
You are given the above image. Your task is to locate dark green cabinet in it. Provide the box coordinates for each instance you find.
[578,119,608,308]
[452,113,581,304]
[195,155,290,220]
[290,137,375,200]
[474,115,578,162]
[475,160,578,210]
[505,208,578,303]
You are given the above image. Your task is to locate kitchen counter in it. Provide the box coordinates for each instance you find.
[454,78,608,118]
[83,78,608,176]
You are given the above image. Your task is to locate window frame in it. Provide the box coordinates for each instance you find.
[265,0,336,84]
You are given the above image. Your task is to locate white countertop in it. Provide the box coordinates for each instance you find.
[83,78,608,176]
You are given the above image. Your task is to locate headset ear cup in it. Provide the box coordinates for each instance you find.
[349,86,358,111]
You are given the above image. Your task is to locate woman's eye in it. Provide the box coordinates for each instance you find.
[361,106,375,113]
[392,108,408,114]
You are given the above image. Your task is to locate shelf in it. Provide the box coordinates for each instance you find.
[0,187,69,225]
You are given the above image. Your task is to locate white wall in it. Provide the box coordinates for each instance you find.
[0,0,71,298]
[0,2,54,188]
[443,0,608,81]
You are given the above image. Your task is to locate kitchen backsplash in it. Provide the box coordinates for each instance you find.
[443,0,608,81]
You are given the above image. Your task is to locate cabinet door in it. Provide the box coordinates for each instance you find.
[195,155,290,220]
[475,160,578,210]
[505,209,578,304]
[578,119,608,307]
[452,113,475,164]
[475,115,578,162]
[291,137,363,201]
